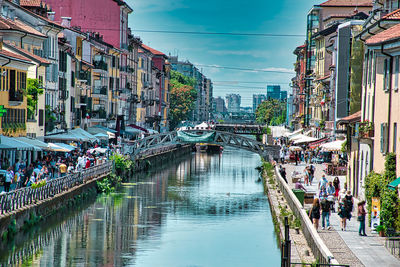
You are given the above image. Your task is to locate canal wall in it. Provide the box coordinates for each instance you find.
[263,168,315,264]
[274,166,340,265]
[0,144,192,238]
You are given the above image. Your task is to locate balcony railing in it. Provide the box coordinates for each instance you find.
[78,71,91,84]
[92,86,107,95]
[9,90,24,102]
[92,109,107,119]
[93,60,108,71]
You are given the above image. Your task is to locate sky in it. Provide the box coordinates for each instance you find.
[127,0,321,107]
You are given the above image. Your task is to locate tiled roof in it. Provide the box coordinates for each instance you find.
[365,23,400,45]
[315,74,330,81]
[141,44,165,56]
[0,17,45,37]
[0,49,31,62]
[382,8,400,20]
[320,0,372,6]
[5,43,49,64]
[337,110,361,124]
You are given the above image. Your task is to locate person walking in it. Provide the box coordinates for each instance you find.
[4,167,13,192]
[338,200,348,231]
[358,200,367,236]
[326,181,336,212]
[309,164,315,184]
[304,166,310,186]
[279,165,287,183]
[333,177,340,200]
[309,198,321,230]
[344,191,354,219]
[320,193,331,230]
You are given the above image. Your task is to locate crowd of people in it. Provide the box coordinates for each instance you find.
[1,144,110,193]
[277,137,368,237]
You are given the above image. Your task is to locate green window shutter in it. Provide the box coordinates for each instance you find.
[381,123,384,153]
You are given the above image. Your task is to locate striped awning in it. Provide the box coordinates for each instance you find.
[308,137,330,149]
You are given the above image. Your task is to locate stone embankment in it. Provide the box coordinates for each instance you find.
[263,167,315,264]
[272,166,341,265]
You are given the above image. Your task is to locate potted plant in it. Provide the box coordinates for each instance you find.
[376,225,385,237]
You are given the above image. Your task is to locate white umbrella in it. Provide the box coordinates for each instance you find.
[289,146,303,151]
[293,136,318,144]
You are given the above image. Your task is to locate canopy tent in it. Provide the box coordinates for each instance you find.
[94,133,109,139]
[88,147,107,154]
[293,135,318,144]
[47,143,72,152]
[88,126,115,139]
[123,126,143,136]
[54,143,76,151]
[70,128,99,142]
[320,139,346,152]
[308,137,330,149]
[0,143,13,150]
[177,131,216,143]
[15,137,49,150]
[0,136,38,151]
[270,126,290,138]
[194,122,209,130]
[290,133,308,141]
[45,128,99,142]
[177,121,195,131]
[283,128,303,138]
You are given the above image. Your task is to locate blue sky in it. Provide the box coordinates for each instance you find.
[127,0,321,107]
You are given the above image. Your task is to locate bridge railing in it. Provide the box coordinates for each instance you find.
[0,161,113,215]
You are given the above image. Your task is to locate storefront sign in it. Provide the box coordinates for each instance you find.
[371,197,380,231]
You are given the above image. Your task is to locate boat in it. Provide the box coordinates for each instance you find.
[195,143,223,153]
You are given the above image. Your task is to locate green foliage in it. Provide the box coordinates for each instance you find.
[365,155,399,234]
[341,139,348,153]
[45,105,57,133]
[96,173,122,193]
[349,38,363,114]
[2,219,17,241]
[381,189,400,233]
[110,152,135,176]
[384,153,396,182]
[255,99,286,126]
[169,70,198,130]
[375,225,384,232]
[22,78,44,119]
[31,180,46,189]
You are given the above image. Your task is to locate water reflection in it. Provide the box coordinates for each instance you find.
[0,148,280,267]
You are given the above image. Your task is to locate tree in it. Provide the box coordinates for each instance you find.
[255,99,286,125]
[169,70,197,130]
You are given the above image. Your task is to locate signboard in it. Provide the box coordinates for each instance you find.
[371,197,380,231]
[0,105,6,117]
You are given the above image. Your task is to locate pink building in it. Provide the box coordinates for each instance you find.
[40,0,132,49]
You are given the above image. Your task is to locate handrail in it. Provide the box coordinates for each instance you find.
[0,161,113,215]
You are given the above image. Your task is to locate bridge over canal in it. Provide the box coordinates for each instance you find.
[129,130,280,160]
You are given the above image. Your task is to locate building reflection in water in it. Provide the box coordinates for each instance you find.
[0,149,278,266]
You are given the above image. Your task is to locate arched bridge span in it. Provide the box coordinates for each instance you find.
[129,130,279,160]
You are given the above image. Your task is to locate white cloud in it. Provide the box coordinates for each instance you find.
[208,49,270,59]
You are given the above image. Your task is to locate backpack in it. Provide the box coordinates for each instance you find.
[344,195,353,211]
[321,199,330,212]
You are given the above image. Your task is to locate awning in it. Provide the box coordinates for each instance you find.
[45,128,99,142]
[293,136,318,144]
[15,137,49,150]
[70,128,99,142]
[54,143,76,151]
[88,147,107,154]
[47,143,72,152]
[0,143,13,150]
[289,146,303,151]
[320,139,346,152]
[194,122,209,130]
[0,136,35,151]
[388,177,400,190]
[308,137,330,149]
[94,133,109,139]
[285,128,303,138]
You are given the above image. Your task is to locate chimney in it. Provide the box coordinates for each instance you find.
[47,11,55,21]
[61,17,71,28]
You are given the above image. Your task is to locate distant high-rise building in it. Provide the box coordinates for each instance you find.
[213,97,226,113]
[266,85,281,100]
[226,94,241,113]
[253,94,267,112]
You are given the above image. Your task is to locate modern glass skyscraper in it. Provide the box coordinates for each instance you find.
[266,85,281,100]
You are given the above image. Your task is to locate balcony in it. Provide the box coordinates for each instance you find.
[93,60,108,71]
[59,90,68,100]
[91,108,107,121]
[92,86,107,99]
[119,66,129,72]
[9,90,23,104]
[77,71,91,84]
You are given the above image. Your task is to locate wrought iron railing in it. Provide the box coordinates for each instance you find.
[0,161,112,215]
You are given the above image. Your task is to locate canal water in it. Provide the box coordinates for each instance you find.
[0,148,281,266]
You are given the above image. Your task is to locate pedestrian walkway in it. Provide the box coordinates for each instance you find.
[283,162,400,267]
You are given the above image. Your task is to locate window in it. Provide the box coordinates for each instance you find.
[381,123,389,154]
[384,57,392,91]
[394,123,397,152]
[395,56,399,90]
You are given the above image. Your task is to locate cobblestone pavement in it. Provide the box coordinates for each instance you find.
[283,162,400,267]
